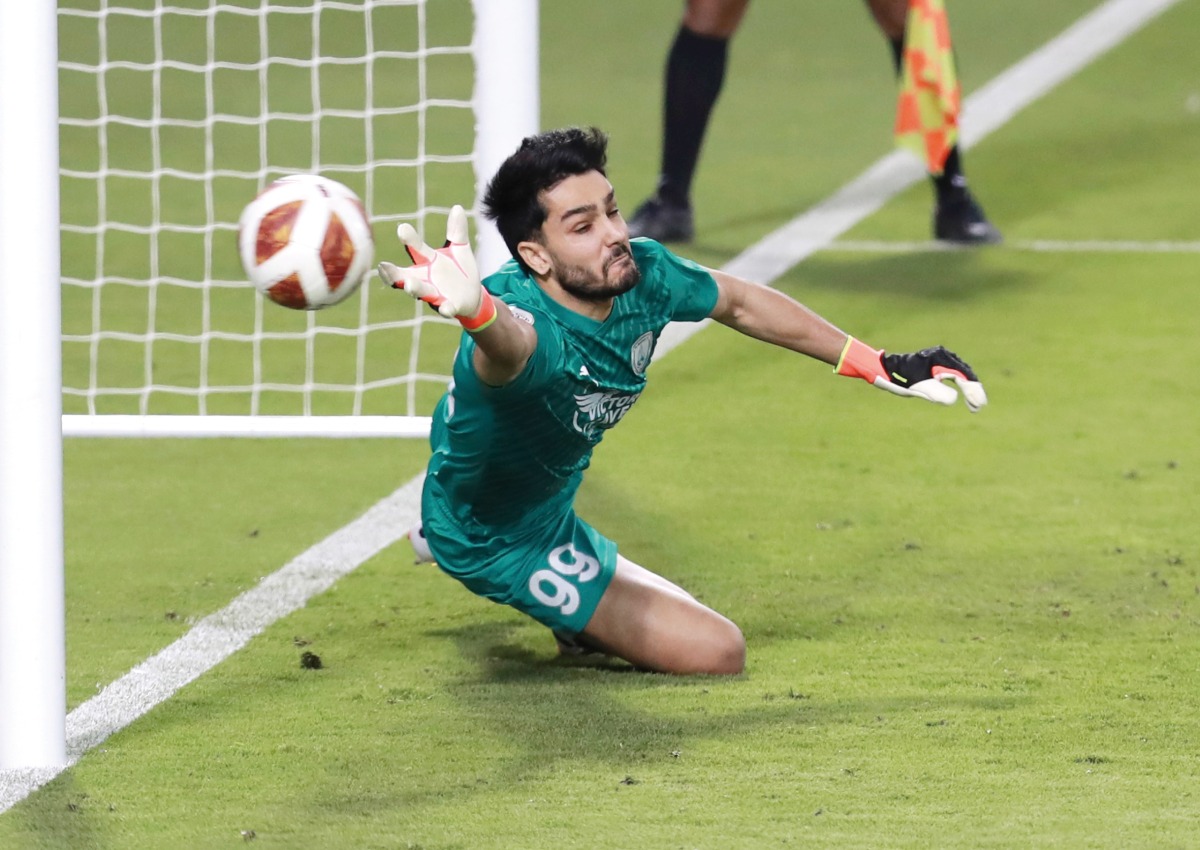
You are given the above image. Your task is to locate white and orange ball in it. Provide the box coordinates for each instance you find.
[237,174,374,310]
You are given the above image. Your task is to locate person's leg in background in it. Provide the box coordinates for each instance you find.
[626,0,750,243]
[865,0,1002,244]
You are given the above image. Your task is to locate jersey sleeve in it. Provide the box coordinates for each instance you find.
[456,300,564,397]
[631,238,719,323]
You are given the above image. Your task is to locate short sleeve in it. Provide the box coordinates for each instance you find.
[631,238,719,323]
[457,301,564,396]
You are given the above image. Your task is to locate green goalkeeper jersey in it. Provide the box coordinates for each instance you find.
[424,238,719,532]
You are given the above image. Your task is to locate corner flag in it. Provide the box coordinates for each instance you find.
[894,0,960,175]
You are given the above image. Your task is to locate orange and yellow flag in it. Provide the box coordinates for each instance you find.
[894,0,960,175]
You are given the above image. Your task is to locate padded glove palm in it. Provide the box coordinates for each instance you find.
[377,204,496,331]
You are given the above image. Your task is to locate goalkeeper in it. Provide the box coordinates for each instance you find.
[379,127,987,676]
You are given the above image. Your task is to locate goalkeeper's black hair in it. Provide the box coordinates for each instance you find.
[481,126,609,274]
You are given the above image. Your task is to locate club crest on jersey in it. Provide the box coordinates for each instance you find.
[573,389,641,440]
[630,331,654,375]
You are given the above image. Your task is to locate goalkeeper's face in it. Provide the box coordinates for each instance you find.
[534,171,641,302]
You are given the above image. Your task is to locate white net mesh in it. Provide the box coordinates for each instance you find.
[58,0,477,421]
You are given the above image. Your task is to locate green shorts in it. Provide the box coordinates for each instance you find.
[421,496,618,635]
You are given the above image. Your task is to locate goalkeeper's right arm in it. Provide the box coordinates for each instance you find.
[707,268,987,412]
[378,205,535,387]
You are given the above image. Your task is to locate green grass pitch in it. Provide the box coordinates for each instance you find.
[3,0,1199,847]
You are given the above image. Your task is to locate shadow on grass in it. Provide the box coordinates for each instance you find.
[341,619,1026,813]
[5,772,108,850]
[787,249,1031,304]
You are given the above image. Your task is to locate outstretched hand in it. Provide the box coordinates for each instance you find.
[377,205,495,330]
[837,337,988,413]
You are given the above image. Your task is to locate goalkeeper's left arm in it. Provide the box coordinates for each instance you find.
[707,268,987,412]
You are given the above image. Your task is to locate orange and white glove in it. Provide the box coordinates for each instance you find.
[377,204,497,332]
[836,337,988,413]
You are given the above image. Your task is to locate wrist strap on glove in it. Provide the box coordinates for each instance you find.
[835,337,887,384]
[459,290,498,332]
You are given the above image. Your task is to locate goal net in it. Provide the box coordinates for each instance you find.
[57,0,537,438]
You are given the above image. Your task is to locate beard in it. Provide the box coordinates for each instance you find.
[554,242,641,302]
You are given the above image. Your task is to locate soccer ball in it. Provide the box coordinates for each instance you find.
[237,174,375,310]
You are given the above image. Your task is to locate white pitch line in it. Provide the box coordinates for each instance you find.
[824,239,1200,254]
[0,0,1185,814]
[0,476,424,812]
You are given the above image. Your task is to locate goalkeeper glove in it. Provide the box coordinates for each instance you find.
[377,204,498,331]
[836,337,988,413]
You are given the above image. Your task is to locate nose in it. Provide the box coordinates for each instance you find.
[604,212,628,244]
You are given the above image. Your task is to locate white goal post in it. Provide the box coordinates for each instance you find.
[0,0,67,771]
[0,0,536,770]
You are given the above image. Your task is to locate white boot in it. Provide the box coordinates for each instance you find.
[408,523,435,564]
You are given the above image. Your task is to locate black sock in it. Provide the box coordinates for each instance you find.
[657,26,729,207]
[889,35,968,201]
[932,146,968,203]
[889,35,904,76]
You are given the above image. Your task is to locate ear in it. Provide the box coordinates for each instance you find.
[517,240,551,277]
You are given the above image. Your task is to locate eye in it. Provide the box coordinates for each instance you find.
[574,223,591,234]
